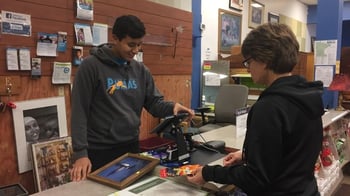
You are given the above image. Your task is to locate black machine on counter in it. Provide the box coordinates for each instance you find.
[150,113,193,165]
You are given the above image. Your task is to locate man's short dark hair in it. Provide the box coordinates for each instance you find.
[112,15,146,40]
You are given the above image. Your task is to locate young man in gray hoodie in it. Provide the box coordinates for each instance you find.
[70,15,194,181]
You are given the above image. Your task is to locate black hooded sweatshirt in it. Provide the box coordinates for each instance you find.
[202,75,324,196]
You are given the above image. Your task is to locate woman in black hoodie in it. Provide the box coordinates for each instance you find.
[187,23,324,196]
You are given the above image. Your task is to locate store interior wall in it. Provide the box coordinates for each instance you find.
[190,0,350,108]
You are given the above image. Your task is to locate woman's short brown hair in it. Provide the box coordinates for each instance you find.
[241,23,300,74]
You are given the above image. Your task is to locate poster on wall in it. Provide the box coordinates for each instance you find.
[57,31,68,52]
[92,23,108,46]
[1,10,31,36]
[315,65,334,88]
[74,23,93,45]
[72,46,84,66]
[36,32,58,57]
[52,62,72,84]
[314,40,337,66]
[6,48,19,70]
[76,0,94,21]
[31,58,42,79]
[19,48,31,70]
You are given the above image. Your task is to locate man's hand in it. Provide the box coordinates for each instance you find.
[70,157,92,182]
[173,103,195,119]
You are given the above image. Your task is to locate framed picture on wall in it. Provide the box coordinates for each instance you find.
[218,9,242,53]
[12,96,68,173]
[229,0,243,11]
[268,12,279,23]
[248,0,265,29]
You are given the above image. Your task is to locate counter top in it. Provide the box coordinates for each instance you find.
[191,125,245,151]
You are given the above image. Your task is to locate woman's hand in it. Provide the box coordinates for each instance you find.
[186,166,206,185]
[223,150,243,166]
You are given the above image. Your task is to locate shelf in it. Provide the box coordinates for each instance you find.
[143,42,172,47]
[316,110,350,196]
[143,34,172,47]
[322,110,350,128]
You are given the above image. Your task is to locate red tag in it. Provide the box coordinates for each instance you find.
[159,168,167,178]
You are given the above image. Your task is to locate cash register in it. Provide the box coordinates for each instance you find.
[150,112,192,165]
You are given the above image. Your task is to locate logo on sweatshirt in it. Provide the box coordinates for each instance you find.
[106,78,137,95]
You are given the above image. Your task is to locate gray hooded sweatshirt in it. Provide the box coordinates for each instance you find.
[71,43,174,160]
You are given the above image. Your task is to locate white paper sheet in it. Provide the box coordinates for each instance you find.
[315,65,334,87]
[92,23,108,46]
[19,48,31,70]
[52,62,72,84]
[36,32,58,57]
[6,48,19,70]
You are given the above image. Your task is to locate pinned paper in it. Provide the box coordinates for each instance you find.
[205,75,220,86]
[19,48,31,70]
[36,32,58,57]
[74,23,93,45]
[31,58,41,79]
[52,62,72,84]
[6,48,19,70]
[92,23,108,46]
[57,31,67,52]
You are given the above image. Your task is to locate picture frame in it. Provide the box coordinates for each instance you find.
[268,12,279,23]
[218,9,242,53]
[248,0,265,29]
[12,96,68,173]
[88,153,160,190]
[229,0,243,11]
[32,136,73,192]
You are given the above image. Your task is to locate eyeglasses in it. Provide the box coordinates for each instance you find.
[242,57,252,68]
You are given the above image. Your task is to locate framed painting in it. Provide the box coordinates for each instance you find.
[12,96,68,173]
[88,153,160,190]
[248,0,265,29]
[32,136,73,192]
[218,9,242,53]
[229,0,243,11]
[268,12,279,23]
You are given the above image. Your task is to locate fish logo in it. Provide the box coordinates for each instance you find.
[107,80,127,95]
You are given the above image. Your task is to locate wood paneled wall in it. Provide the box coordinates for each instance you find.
[0,0,192,193]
